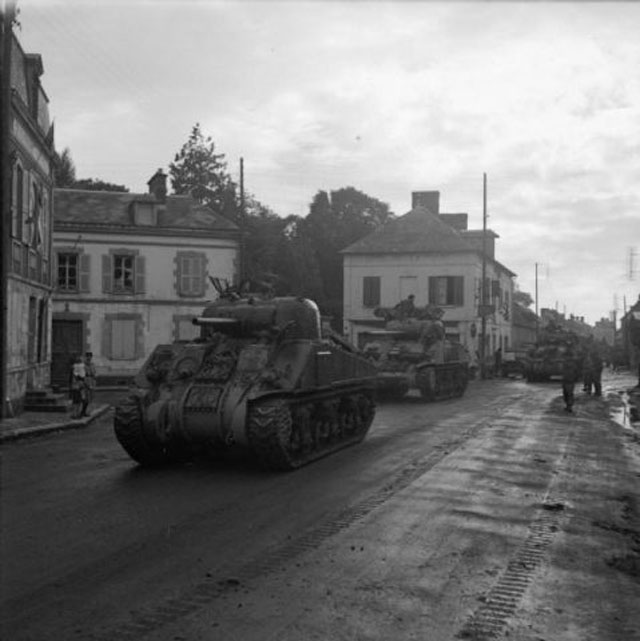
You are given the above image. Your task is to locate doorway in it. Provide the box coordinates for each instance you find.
[51,319,84,388]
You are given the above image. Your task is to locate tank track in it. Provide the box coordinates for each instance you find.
[417,363,468,401]
[114,394,174,466]
[246,389,375,471]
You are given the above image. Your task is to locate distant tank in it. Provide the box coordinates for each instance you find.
[522,322,581,382]
[360,302,469,401]
[114,286,377,470]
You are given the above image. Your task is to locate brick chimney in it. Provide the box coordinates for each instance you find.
[411,191,440,215]
[147,168,167,202]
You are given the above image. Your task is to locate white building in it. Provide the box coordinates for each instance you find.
[342,191,515,360]
[51,170,240,386]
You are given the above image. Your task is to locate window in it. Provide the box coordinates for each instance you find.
[114,255,134,292]
[58,253,78,291]
[104,314,143,360]
[363,276,381,308]
[176,252,206,297]
[428,276,464,306]
[111,319,136,359]
[57,252,90,292]
[102,252,145,294]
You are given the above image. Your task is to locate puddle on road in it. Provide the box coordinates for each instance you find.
[608,388,639,430]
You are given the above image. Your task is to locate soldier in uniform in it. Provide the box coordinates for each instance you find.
[561,345,580,413]
[394,294,416,320]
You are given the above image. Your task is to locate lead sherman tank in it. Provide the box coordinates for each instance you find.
[114,292,377,470]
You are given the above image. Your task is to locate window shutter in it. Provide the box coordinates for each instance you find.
[362,276,380,307]
[79,253,91,292]
[103,318,113,359]
[453,276,464,306]
[135,317,144,359]
[196,254,205,297]
[362,277,370,306]
[428,277,436,305]
[176,253,184,295]
[102,255,113,293]
[135,255,146,294]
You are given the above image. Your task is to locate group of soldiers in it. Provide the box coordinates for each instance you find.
[561,338,605,413]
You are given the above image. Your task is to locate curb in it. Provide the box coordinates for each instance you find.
[0,404,112,443]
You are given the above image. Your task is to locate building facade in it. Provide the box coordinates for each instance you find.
[342,191,515,361]
[1,12,56,416]
[51,171,240,386]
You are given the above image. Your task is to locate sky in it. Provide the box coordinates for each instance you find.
[16,0,640,324]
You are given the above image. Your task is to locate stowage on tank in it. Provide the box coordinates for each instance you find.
[114,290,377,470]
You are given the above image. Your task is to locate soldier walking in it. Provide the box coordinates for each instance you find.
[561,346,580,413]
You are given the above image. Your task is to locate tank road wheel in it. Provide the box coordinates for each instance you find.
[247,399,299,471]
[248,391,375,472]
[113,395,173,466]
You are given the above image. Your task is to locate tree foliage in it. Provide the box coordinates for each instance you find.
[71,178,129,192]
[53,147,129,191]
[513,290,534,308]
[54,147,76,187]
[294,187,394,326]
[169,123,238,219]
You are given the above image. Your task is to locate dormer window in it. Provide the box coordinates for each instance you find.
[132,201,157,226]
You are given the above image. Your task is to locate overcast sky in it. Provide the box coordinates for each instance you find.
[17,0,640,324]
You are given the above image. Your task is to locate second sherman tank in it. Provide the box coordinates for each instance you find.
[360,302,469,401]
[114,287,377,471]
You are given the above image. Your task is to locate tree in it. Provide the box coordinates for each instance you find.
[71,177,129,192]
[169,123,237,219]
[296,187,394,328]
[513,290,534,308]
[54,147,76,187]
[53,147,129,191]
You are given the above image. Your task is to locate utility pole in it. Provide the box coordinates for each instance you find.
[480,172,487,379]
[239,157,246,284]
[535,262,539,342]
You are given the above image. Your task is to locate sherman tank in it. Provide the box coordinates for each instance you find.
[360,303,469,401]
[523,321,581,382]
[114,289,377,470]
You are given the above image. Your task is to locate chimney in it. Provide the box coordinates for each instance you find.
[147,168,167,202]
[411,191,440,215]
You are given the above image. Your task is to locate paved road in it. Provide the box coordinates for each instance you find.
[1,374,638,641]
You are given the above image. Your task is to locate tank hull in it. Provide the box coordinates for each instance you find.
[114,296,377,470]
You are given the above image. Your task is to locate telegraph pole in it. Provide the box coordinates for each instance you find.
[535,262,539,341]
[239,157,246,284]
[480,172,487,379]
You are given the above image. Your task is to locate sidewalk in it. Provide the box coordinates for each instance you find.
[0,387,129,444]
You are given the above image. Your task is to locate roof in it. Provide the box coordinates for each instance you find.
[54,189,239,232]
[341,206,474,254]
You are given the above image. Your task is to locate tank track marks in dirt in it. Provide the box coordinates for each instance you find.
[416,363,469,402]
[247,389,375,471]
[114,395,173,466]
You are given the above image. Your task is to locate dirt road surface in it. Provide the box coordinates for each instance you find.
[1,372,638,641]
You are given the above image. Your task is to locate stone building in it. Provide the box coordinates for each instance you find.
[1,11,56,416]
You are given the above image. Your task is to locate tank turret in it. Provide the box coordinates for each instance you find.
[114,293,377,470]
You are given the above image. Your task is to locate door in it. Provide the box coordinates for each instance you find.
[51,320,84,387]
